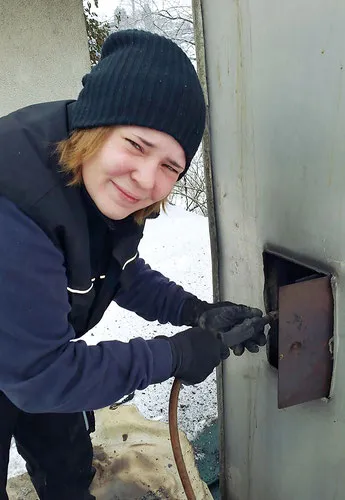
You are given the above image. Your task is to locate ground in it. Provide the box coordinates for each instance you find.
[8,205,219,493]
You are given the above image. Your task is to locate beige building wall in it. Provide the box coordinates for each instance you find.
[0,0,90,117]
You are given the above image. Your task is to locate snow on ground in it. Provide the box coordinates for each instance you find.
[8,204,217,478]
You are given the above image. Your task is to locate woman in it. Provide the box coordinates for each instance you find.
[0,30,266,499]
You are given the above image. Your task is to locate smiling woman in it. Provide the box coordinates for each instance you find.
[0,28,265,500]
[57,125,185,223]
[82,126,185,220]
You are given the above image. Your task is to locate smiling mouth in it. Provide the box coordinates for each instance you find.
[111,181,141,203]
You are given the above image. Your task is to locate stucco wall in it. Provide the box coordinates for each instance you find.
[0,0,90,116]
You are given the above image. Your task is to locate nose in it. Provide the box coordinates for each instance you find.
[131,160,158,191]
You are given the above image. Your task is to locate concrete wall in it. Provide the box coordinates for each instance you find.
[0,0,90,117]
[199,1,345,499]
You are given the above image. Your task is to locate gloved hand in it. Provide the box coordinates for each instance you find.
[158,327,229,385]
[180,298,266,356]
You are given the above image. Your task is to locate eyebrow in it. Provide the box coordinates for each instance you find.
[133,134,184,172]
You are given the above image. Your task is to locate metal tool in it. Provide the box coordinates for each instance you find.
[219,310,279,348]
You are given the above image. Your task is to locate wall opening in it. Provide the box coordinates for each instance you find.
[263,251,326,369]
[263,250,334,408]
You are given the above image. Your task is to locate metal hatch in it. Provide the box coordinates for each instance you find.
[263,251,334,409]
[278,275,333,408]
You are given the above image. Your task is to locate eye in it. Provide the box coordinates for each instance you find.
[125,138,143,152]
[163,164,179,175]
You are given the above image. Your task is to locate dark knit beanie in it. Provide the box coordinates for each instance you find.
[69,29,206,173]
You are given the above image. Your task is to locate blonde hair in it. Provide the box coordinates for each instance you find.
[56,127,166,225]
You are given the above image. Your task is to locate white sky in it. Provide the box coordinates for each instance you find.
[96,0,121,19]
[95,0,190,20]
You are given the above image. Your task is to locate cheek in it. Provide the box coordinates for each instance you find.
[81,159,99,187]
[103,152,132,178]
[152,174,176,201]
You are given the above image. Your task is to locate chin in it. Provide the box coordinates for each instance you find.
[98,203,130,221]
[106,210,130,221]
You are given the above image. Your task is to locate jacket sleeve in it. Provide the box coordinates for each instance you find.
[0,197,172,413]
[114,257,196,325]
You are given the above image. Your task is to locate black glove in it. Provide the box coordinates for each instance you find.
[180,298,266,356]
[219,316,270,354]
[159,327,229,385]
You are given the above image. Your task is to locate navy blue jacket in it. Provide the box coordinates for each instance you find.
[0,101,194,413]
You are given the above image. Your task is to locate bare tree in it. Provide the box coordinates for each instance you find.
[114,1,195,61]
[170,147,207,216]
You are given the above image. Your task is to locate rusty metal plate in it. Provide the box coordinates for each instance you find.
[278,276,333,409]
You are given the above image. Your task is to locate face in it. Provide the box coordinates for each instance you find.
[81,125,186,220]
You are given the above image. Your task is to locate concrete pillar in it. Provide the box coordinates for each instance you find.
[199,0,345,498]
